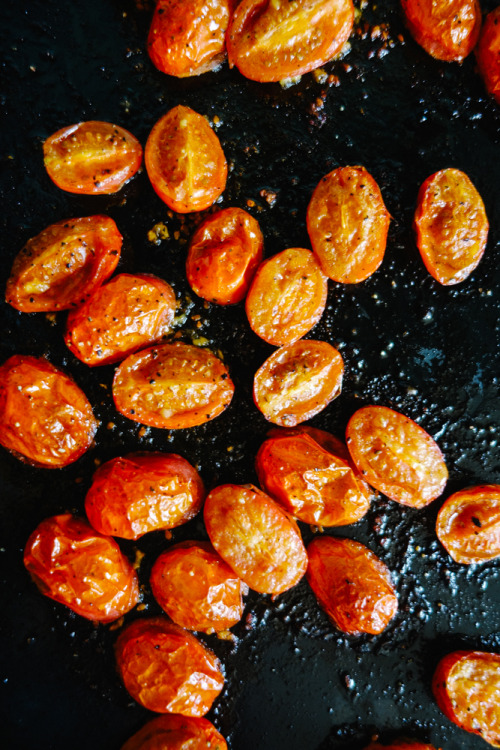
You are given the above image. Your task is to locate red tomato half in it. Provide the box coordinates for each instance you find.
[476,8,500,104]
[5,215,122,312]
[436,484,500,564]
[121,714,228,750]
[401,0,481,62]
[23,514,139,622]
[43,121,142,194]
[364,740,438,750]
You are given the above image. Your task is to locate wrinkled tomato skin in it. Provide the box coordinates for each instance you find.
[432,650,500,747]
[121,714,228,750]
[476,8,500,104]
[306,536,398,635]
[346,405,448,508]
[150,541,245,633]
[186,207,264,305]
[23,514,139,622]
[253,339,344,426]
[115,617,224,716]
[227,0,354,83]
[43,121,142,194]
[145,105,227,213]
[204,484,308,595]
[85,452,205,540]
[414,169,489,286]
[436,484,500,564]
[64,273,177,366]
[0,355,97,468]
[307,166,390,283]
[5,215,122,313]
[245,247,328,346]
[401,0,481,62]
[112,341,234,430]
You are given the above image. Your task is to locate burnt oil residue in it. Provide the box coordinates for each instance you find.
[1,1,500,749]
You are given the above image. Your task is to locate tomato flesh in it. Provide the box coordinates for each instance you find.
[401,0,481,62]
[476,8,500,104]
[436,484,500,564]
[364,741,438,750]
[120,714,228,750]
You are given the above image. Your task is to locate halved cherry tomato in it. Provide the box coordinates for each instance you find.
[436,484,500,564]
[112,341,234,429]
[43,121,142,194]
[85,452,205,540]
[114,617,224,716]
[186,207,264,305]
[346,405,448,508]
[306,535,398,635]
[23,514,139,622]
[121,714,228,750]
[432,650,500,747]
[64,273,177,366]
[0,355,97,468]
[245,247,328,346]
[476,8,500,104]
[364,740,438,750]
[413,168,489,285]
[401,0,481,62]
[145,105,227,213]
[5,215,122,312]
[253,339,344,426]
[307,166,390,283]
[150,541,245,633]
[226,0,354,83]
[204,483,307,594]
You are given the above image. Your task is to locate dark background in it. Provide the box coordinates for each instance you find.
[1,1,500,748]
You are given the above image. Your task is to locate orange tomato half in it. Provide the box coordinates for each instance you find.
[363,740,439,750]
[120,714,228,750]
[476,8,500,104]
[436,484,500,564]
[401,0,481,62]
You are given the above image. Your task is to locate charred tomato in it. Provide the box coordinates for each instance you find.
[476,7,500,104]
[121,714,228,750]
[401,0,481,62]
[436,484,500,564]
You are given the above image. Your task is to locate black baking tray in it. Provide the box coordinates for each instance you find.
[1,1,500,749]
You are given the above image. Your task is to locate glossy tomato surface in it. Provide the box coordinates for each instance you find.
[121,714,228,750]
[436,484,500,564]
[401,0,481,62]
[476,7,500,103]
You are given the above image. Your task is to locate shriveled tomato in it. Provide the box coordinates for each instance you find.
[0,355,97,468]
[121,714,228,750]
[23,514,139,622]
[436,484,500,564]
[43,121,142,194]
[306,535,398,635]
[186,207,264,305]
[307,166,390,283]
[85,452,205,540]
[245,247,328,346]
[364,740,438,750]
[145,105,227,213]
[346,406,448,508]
[433,650,500,747]
[226,0,354,83]
[253,339,344,426]
[5,215,122,312]
[476,8,500,104]
[150,541,245,633]
[414,168,489,285]
[115,617,224,716]
[401,0,481,62]
[204,483,307,594]
[112,341,234,429]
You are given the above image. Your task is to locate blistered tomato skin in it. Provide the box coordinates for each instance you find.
[43,121,142,194]
[227,0,354,83]
[186,207,264,305]
[121,714,228,750]
[306,536,398,635]
[401,0,481,62]
[346,405,448,508]
[5,216,122,312]
[0,355,97,468]
[85,453,205,540]
[23,514,139,622]
[307,166,390,283]
[204,484,308,595]
[436,485,500,564]
[476,8,500,104]
[115,617,224,716]
[433,651,500,747]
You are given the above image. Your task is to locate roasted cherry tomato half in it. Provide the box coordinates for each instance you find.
[85,452,205,540]
[115,617,224,716]
[346,405,448,508]
[43,121,142,194]
[150,541,245,633]
[245,247,328,346]
[121,714,228,750]
[186,207,264,305]
[433,650,500,747]
[253,339,344,426]
[0,355,97,468]
[23,514,139,622]
[227,0,354,82]
[307,165,390,283]
[401,0,481,62]
[414,168,489,285]
[436,484,500,564]
[306,535,398,635]
[204,483,307,594]
[364,740,439,750]
[145,105,227,213]
[476,7,500,104]
[5,215,122,313]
